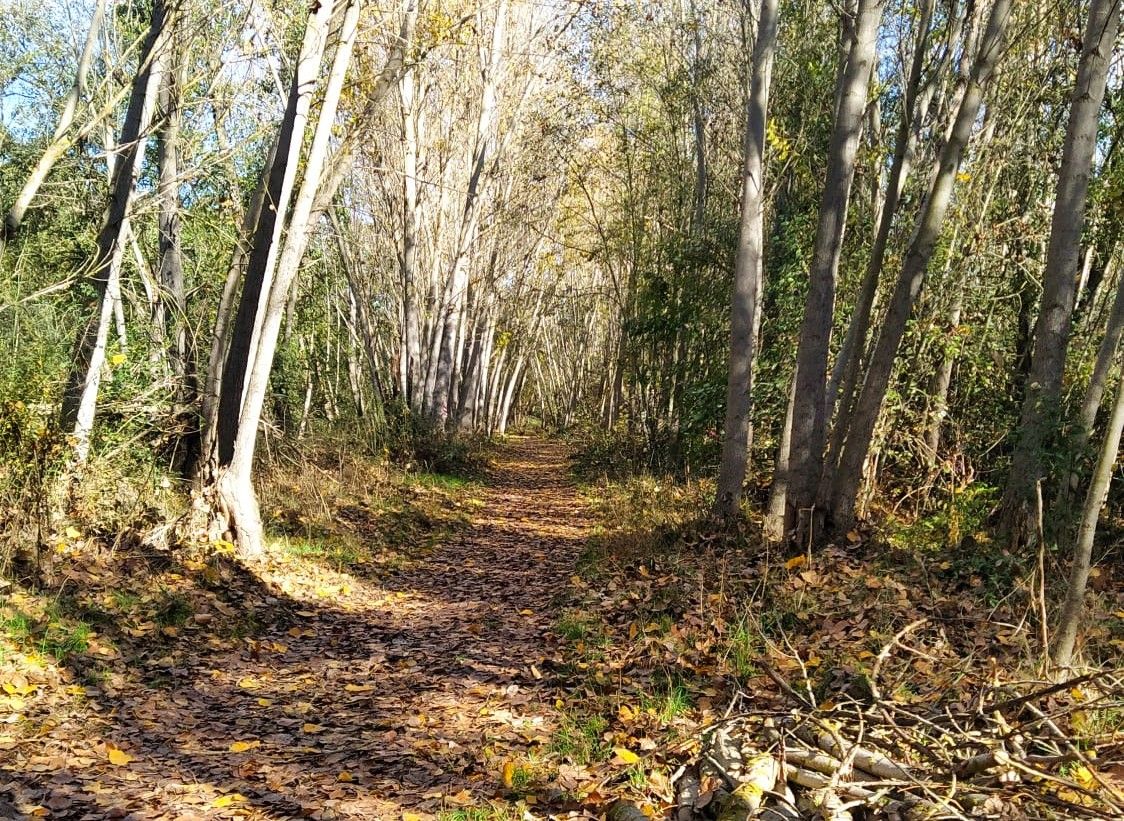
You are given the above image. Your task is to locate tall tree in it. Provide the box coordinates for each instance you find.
[714,0,780,517]
[828,0,1014,531]
[1000,0,1121,548]
[770,0,885,543]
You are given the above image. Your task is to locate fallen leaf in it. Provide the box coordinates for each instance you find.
[784,555,807,571]
[228,740,261,753]
[211,793,247,808]
[107,746,133,766]
[614,747,641,765]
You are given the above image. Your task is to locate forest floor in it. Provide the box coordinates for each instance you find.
[2,438,1123,820]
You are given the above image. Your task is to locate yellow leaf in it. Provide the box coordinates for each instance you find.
[344,683,374,693]
[65,526,82,539]
[618,704,636,722]
[403,814,424,821]
[257,698,273,707]
[502,760,516,788]
[107,746,133,766]
[237,676,258,689]
[784,555,807,571]
[337,770,353,782]
[1073,764,1098,791]
[211,793,247,808]
[228,740,260,753]
[614,747,641,765]
[302,723,324,734]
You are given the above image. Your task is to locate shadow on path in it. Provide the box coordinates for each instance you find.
[1,437,589,819]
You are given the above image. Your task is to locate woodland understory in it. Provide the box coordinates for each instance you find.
[2,0,1124,818]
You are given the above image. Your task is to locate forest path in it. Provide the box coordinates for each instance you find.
[2,437,590,820]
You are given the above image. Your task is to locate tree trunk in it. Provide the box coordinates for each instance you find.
[1,0,108,250]
[1000,0,1120,548]
[156,47,193,406]
[783,0,885,543]
[829,0,1013,531]
[210,0,347,558]
[824,0,935,473]
[1077,265,1124,444]
[714,0,779,518]
[1051,349,1124,673]
[61,0,170,464]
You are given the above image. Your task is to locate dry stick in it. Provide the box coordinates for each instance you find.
[1021,701,1124,812]
[869,618,928,702]
[1034,479,1050,667]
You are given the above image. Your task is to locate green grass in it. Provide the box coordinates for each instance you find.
[1,607,92,660]
[641,673,693,722]
[555,610,608,645]
[438,805,521,821]
[727,617,762,678]
[413,471,477,490]
[274,535,364,569]
[549,711,609,765]
[153,591,193,627]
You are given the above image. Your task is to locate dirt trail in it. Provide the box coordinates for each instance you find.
[2,437,590,819]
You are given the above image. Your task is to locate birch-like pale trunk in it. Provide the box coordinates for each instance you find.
[1,0,108,250]
[780,0,885,542]
[62,0,170,465]
[1051,346,1124,673]
[713,0,779,518]
[216,0,359,559]
[823,0,936,472]
[1000,0,1121,547]
[430,0,508,426]
[828,0,1013,531]
[213,0,337,477]
[400,64,424,413]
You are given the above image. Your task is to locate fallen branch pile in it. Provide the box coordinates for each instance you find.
[669,662,1124,820]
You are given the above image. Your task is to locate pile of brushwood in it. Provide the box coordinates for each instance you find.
[655,664,1124,821]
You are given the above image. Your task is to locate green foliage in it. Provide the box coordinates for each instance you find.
[549,711,609,765]
[1,606,92,660]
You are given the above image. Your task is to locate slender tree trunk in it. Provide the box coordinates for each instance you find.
[1,0,108,250]
[207,0,344,556]
[923,281,964,466]
[1000,0,1120,548]
[765,373,797,541]
[156,46,192,405]
[829,0,1013,531]
[824,0,935,471]
[61,0,170,464]
[714,0,779,517]
[400,65,424,413]
[1077,266,1124,443]
[783,0,885,543]
[1051,354,1124,673]
[431,0,508,426]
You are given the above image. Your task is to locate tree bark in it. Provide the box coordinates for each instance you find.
[61,0,170,464]
[219,0,362,559]
[714,0,779,518]
[824,0,935,473]
[1051,348,1124,673]
[1000,0,1121,548]
[829,0,1013,531]
[783,0,885,543]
